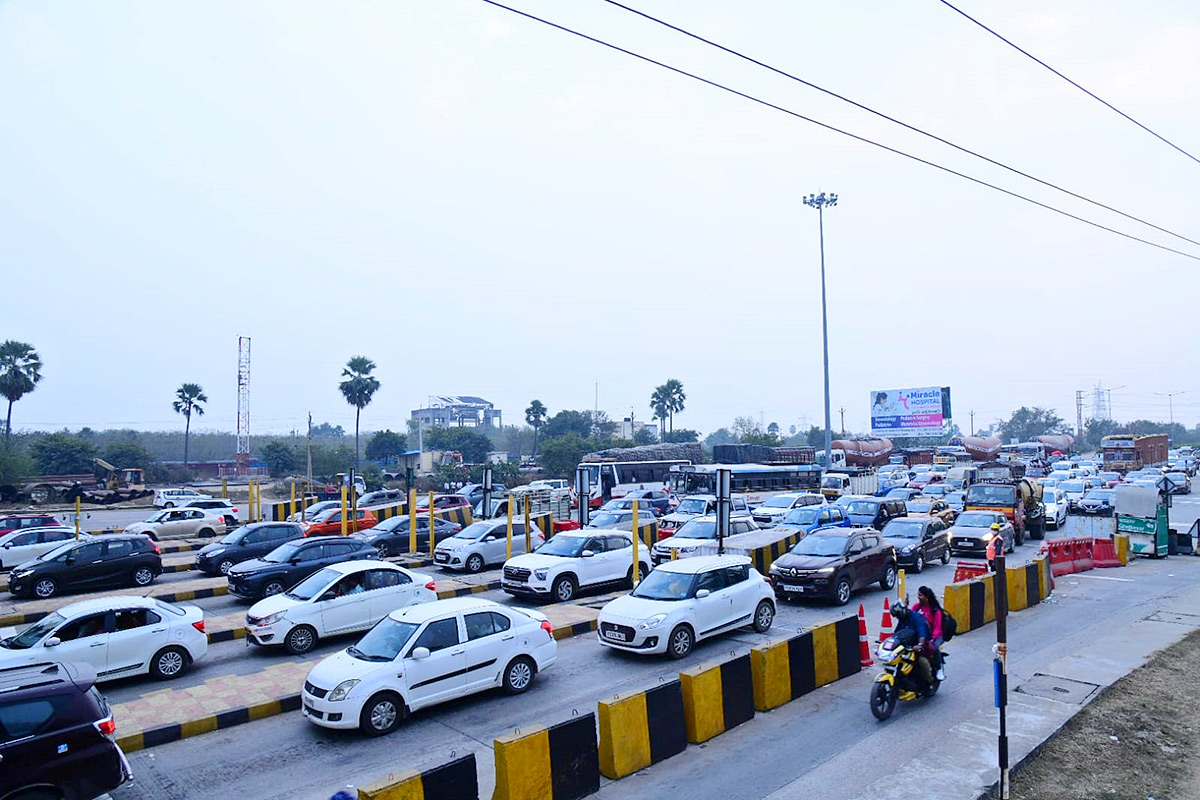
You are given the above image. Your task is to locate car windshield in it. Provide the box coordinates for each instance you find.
[454,523,494,540]
[286,567,340,600]
[372,516,407,533]
[675,519,717,539]
[783,507,820,525]
[846,501,879,515]
[1060,481,1085,493]
[348,618,421,662]
[148,510,171,523]
[535,536,587,557]
[630,569,696,601]
[220,526,251,544]
[39,542,79,561]
[956,513,997,528]
[2,612,65,649]
[906,501,932,513]
[264,541,304,563]
[588,512,627,528]
[1085,490,1115,502]
[884,520,926,539]
[791,535,848,557]
[675,499,709,515]
[762,495,798,508]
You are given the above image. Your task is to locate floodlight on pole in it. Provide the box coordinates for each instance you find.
[803,192,838,468]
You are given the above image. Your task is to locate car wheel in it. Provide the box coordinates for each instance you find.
[150,646,190,680]
[833,576,853,606]
[502,656,536,694]
[33,578,57,599]
[285,625,318,655]
[132,567,156,587]
[465,554,485,574]
[941,549,950,565]
[913,554,925,574]
[879,565,896,591]
[218,559,235,575]
[753,600,775,633]
[199,528,215,538]
[551,575,577,603]
[359,692,404,737]
[666,624,694,659]
[164,502,175,508]
[375,542,392,558]
[262,580,286,598]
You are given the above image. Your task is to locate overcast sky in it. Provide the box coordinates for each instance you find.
[3,0,1198,440]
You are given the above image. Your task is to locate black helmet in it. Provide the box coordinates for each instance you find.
[890,601,910,621]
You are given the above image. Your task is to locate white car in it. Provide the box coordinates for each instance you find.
[651,515,760,565]
[154,489,213,508]
[0,527,91,570]
[124,507,233,541]
[657,494,751,537]
[0,596,207,680]
[301,597,557,735]
[596,554,774,658]
[433,520,545,573]
[1042,488,1067,529]
[245,560,437,654]
[1058,480,1088,510]
[502,531,651,602]
[750,492,825,528]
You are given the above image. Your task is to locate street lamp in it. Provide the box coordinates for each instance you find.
[1155,390,1186,426]
[804,191,838,468]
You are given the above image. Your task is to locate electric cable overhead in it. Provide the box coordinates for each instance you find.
[479,0,1200,262]
[937,0,1200,167]
[600,0,1200,249]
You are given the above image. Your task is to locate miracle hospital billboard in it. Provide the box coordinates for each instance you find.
[869,386,952,437]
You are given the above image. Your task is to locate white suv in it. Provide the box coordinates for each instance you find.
[750,492,825,528]
[652,515,761,565]
[502,531,651,602]
[154,489,212,508]
[656,494,751,538]
[301,597,557,735]
[597,554,774,658]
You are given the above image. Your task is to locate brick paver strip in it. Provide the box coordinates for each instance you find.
[0,574,230,627]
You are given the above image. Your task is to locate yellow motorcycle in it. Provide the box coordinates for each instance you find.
[870,631,945,720]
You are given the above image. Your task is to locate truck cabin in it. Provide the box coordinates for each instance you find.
[964,483,1019,519]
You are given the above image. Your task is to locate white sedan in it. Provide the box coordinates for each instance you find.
[0,526,90,570]
[302,597,557,735]
[245,560,437,654]
[0,596,207,680]
[597,554,775,659]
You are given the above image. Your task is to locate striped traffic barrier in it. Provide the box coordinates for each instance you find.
[493,714,599,800]
[116,694,302,753]
[679,653,754,744]
[749,616,861,713]
[597,680,687,780]
[357,753,478,800]
[943,554,1052,634]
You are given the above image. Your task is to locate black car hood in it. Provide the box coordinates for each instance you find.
[773,553,843,571]
[228,558,281,576]
[847,513,877,526]
[198,541,236,556]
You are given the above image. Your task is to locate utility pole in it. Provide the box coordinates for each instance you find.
[838,407,846,436]
[1075,390,1084,440]
[306,413,313,487]
[993,545,1010,798]
[803,191,838,468]
[970,410,976,436]
[1155,390,1186,426]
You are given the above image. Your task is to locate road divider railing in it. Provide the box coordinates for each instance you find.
[357,753,478,800]
[942,554,1052,634]
[750,615,861,712]
[270,495,320,521]
[493,714,599,800]
[597,680,687,780]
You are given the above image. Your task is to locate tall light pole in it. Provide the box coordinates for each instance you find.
[1155,390,1186,426]
[804,191,838,468]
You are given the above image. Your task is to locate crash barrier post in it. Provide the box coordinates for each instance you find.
[634,519,659,549]
[357,753,478,800]
[953,560,989,582]
[493,714,599,800]
[750,615,861,712]
[943,554,1051,634]
[1114,533,1129,564]
[597,680,687,780]
[680,653,755,743]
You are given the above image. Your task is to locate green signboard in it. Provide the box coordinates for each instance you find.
[1118,516,1156,534]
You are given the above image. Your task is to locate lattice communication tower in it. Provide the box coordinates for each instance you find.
[236,336,251,475]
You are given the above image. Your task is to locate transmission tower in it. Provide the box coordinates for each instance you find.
[236,336,251,475]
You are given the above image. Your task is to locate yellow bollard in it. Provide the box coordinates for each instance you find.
[524,496,532,554]
[247,480,254,522]
[75,496,81,539]
[409,488,417,554]
[506,496,514,561]
[632,500,640,585]
[428,492,435,559]
[547,511,554,541]
[340,484,348,536]
[221,478,228,499]
[898,569,906,603]
[290,483,296,523]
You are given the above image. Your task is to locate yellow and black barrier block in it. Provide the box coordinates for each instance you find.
[750,615,860,712]
[357,753,478,800]
[493,713,599,800]
[271,495,318,521]
[679,653,754,744]
[634,519,660,549]
[597,679,687,779]
[942,554,1051,635]
[371,501,408,522]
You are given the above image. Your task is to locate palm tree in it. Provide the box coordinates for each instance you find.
[664,378,686,433]
[650,385,671,441]
[525,400,547,456]
[339,356,381,471]
[0,341,42,442]
[172,383,208,466]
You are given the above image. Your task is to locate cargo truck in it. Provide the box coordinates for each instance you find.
[964,475,1046,542]
[820,470,880,499]
[1101,434,1169,474]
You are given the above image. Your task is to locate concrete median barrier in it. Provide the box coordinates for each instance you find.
[358,753,478,800]
[597,680,687,780]
[270,496,319,521]
[943,554,1051,635]
[750,615,861,712]
[679,653,754,744]
[493,714,599,800]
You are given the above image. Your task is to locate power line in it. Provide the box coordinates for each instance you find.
[600,0,1200,249]
[937,0,1200,167]
[479,1,1200,262]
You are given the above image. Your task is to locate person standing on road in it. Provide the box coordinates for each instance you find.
[913,585,946,681]
[986,524,1001,572]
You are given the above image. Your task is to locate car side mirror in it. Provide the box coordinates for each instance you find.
[581,550,595,558]
[289,557,302,565]
[411,646,430,660]
[1,542,9,548]
[65,555,76,564]
[695,589,710,599]
[44,637,61,647]
[482,536,494,543]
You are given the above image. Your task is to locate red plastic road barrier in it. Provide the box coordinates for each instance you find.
[553,520,581,533]
[1039,538,1075,577]
[1093,537,1121,568]
[878,597,893,643]
[858,604,874,667]
[953,560,990,583]
[1072,537,1094,572]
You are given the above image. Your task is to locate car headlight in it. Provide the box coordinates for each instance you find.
[638,614,668,630]
[11,569,31,578]
[258,611,287,626]
[815,567,835,573]
[533,568,549,580]
[328,679,360,702]
[901,545,914,554]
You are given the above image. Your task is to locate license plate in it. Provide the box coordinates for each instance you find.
[604,630,628,642]
[503,580,522,588]
[435,554,448,562]
[780,583,804,592]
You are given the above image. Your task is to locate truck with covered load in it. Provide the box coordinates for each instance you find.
[1101,434,1169,474]
[964,475,1045,542]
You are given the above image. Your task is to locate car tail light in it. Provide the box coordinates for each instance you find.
[540,620,554,638]
[94,715,116,736]
[232,508,238,513]
[151,542,161,554]
[192,620,206,634]
[425,581,437,591]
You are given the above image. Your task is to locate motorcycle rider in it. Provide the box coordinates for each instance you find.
[913,585,946,681]
[891,601,935,693]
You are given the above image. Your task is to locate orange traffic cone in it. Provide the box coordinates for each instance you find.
[857,604,874,667]
[878,596,893,643]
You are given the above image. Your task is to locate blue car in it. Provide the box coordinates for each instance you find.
[771,505,851,540]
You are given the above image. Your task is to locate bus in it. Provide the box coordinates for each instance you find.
[576,459,692,508]
[666,463,823,507]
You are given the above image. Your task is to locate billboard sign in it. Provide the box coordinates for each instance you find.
[869,386,951,437]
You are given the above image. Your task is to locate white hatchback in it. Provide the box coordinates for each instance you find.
[597,554,774,659]
[0,527,91,570]
[245,560,437,654]
[301,597,557,735]
[0,596,207,680]
[433,520,545,573]
[154,489,213,508]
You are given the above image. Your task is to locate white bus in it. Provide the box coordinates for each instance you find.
[666,463,824,507]
[577,459,692,508]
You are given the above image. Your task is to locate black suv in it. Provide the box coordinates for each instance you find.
[0,661,132,799]
[843,497,908,529]
[8,535,162,599]
[226,537,372,600]
[194,522,304,576]
[880,515,951,573]
[769,528,898,606]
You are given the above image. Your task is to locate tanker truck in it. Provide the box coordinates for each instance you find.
[964,473,1046,542]
[956,435,1002,461]
[820,437,894,469]
[1033,434,1075,456]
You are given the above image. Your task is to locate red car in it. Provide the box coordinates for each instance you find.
[0,514,59,536]
[302,509,377,537]
[906,475,944,490]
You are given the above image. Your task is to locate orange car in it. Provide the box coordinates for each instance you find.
[303,508,377,537]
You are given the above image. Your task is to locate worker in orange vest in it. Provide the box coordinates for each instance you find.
[986,523,1001,572]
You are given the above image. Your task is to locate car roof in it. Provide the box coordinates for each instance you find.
[655,554,751,574]
[1,525,76,535]
[49,595,162,617]
[388,596,506,623]
[319,558,408,575]
[889,514,934,523]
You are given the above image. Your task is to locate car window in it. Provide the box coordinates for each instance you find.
[694,569,726,594]
[105,540,134,558]
[583,538,605,553]
[464,611,499,641]
[722,565,749,585]
[297,545,326,562]
[9,532,38,546]
[366,569,408,589]
[56,613,110,642]
[66,542,103,562]
[273,526,299,541]
[244,528,267,545]
[818,511,830,524]
[848,538,865,554]
[930,520,946,533]
[0,697,68,743]
[114,608,161,630]
[326,542,358,557]
[42,530,74,543]
[605,536,630,551]
[412,617,460,653]
[329,573,367,597]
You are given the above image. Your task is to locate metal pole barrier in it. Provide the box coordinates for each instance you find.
[340,484,348,536]
[409,488,417,554]
[428,492,435,560]
[632,500,640,585]
[506,495,514,561]
[350,469,358,536]
[716,468,731,555]
[575,467,590,529]
[290,483,296,522]
[994,547,1010,799]
[898,569,906,603]
[482,465,493,523]
[221,478,228,499]
[524,496,531,554]
[75,496,81,539]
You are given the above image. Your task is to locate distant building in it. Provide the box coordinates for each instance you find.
[621,418,658,440]
[411,396,502,429]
